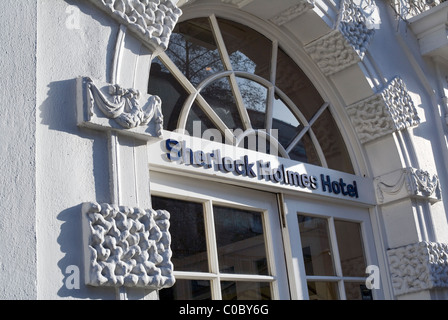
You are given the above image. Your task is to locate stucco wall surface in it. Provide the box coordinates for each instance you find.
[0,0,37,300]
[36,0,119,299]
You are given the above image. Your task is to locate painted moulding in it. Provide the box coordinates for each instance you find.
[346,76,421,144]
[387,241,448,296]
[81,202,175,289]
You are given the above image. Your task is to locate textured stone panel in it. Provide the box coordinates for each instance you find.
[388,241,448,296]
[82,202,175,289]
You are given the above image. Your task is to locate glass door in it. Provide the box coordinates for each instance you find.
[150,172,290,300]
[283,195,382,300]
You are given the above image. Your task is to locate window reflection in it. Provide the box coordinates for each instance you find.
[160,279,212,300]
[307,281,339,300]
[151,196,209,273]
[148,58,189,131]
[201,77,244,130]
[272,95,302,148]
[213,206,269,276]
[289,132,321,165]
[344,282,372,300]
[334,220,367,277]
[221,281,271,300]
[167,18,225,86]
[298,215,335,276]
[186,102,220,137]
[312,109,354,174]
[236,77,268,129]
[276,47,324,121]
[218,18,272,80]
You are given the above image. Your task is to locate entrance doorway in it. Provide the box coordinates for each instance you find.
[284,195,380,300]
[150,171,381,300]
[150,172,290,300]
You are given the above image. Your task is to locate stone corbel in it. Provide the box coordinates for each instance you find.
[346,77,420,144]
[374,167,441,204]
[387,241,448,296]
[82,202,175,289]
[77,77,163,139]
[304,0,376,76]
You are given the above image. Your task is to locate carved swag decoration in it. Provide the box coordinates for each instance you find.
[85,77,163,135]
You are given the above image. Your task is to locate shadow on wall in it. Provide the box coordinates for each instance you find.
[57,204,115,299]
[39,82,111,298]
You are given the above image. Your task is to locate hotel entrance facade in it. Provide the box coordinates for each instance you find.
[2,0,448,300]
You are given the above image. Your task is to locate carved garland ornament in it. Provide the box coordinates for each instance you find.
[82,202,175,289]
[387,241,448,296]
[347,77,420,144]
[86,0,182,53]
[86,77,163,133]
[77,77,164,138]
[375,167,441,204]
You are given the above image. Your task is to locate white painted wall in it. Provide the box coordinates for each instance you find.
[36,0,117,299]
[0,0,37,300]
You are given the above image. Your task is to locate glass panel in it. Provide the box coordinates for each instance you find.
[345,282,373,300]
[151,196,209,272]
[288,132,321,166]
[334,220,367,277]
[298,215,335,276]
[186,101,220,138]
[148,57,190,131]
[276,47,324,121]
[159,279,212,300]
[221,281,271,300]
[167,18,226,87]
[201,77,244,131]
[213,206,268,275]
[218,18,272,80]
[312,109,354,174]
[307,281,339,300]
[272,95,303,148]
[236,77,268,129]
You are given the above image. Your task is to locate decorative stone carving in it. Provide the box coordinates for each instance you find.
[86,0,182,53]
[77,77,164,139]
[305,0,375,76]
[82,202,175,289]
[338,0,376,58]
[269,0,315,26]
[347,77,420,144]
[387,241,448,296]
[305,29,362,76]
[375,167,441,204]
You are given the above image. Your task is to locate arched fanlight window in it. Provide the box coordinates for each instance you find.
[149,15,354,174]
